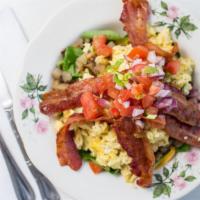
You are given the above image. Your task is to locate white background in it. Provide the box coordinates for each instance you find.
[0,0,200,199]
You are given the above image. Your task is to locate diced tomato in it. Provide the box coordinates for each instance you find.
[93,35,112,57]
[149,85,161,96]
[145,106,158,115]
[107,88,120,99]
[131,83,144,100]
[128,46,149,60]
[89,162,103,174]
[96,75,114,94]
[118,89,132,102]
[110,107,120,118]
[131,64,146,75]
[136,76,153,92]
[164,60,180,75]
[146,115,166,129]
[142,95,155,109]
[113,100,133,116]
[80,92,102,120]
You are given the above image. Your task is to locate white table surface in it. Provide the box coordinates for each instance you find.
[0,0,200,199]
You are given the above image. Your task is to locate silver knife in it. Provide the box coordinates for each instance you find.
[0,70,60,200]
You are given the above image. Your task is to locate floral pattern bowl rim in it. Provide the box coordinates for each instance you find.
[13,0,200,199]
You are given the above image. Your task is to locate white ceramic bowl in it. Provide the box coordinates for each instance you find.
[14,0,200,199]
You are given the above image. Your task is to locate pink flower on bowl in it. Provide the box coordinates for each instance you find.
[20,97,35,109]
[35,119,48,134]
[167,6,179,20]
[185,150,199,165]
[173,176,186,190]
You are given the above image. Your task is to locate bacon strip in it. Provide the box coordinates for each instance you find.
[146,42,179,59]
[57,125,82,170]
[120,0,150,46]
[40,74,113,115]
[113,117,155,187]
[57,114,114,170]
[165,116,200,148]
[163,92,200,127]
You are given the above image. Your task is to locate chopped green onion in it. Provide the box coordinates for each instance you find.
[143,66,159,75]
[114,74,124,87]
[113,72,133,87]
[82,30,122,41]
[107,59,124,73]
[123,72,133,80]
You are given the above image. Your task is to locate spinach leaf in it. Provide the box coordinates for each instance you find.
[176,144,191,152]
[61,46,83,79]
[79,150,95,161]
[104,167,120,176]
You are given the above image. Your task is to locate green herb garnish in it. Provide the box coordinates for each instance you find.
[143,66,159,75]
[107,59,124,73]
[59,46,83,79]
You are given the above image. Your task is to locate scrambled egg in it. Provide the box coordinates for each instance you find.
[110,44,132,72]
[148,26,174,52]
[55,111,170,183]
[72,121,136,183]
[165,57,195,95]
[146,128,169,152]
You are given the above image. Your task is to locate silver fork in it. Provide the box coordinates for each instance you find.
[0,71,60,200]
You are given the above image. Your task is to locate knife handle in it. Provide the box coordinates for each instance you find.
[0,132,35,200]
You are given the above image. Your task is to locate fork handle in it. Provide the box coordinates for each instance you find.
[0,132,35,200]
[6,109,60,200]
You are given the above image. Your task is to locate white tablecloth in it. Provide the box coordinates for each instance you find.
[0,0,200,200]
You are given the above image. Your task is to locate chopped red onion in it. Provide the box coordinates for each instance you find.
[124,55,133,63]
[156,89,171,98]
[135,120,145,129]
[98,98,110,108]
[163,99,178,112]
[152,81,164,89]
[125,83,132,90]
[115,84,123,90]
[156,56,165,67]
[123,101,130,108]
[132,108,144,117]
[132,58,143,67]
[147,51,157,64]
[155,97,173,109]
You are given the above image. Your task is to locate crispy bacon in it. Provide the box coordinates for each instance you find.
[66,113,114,125]
[146,42,179,59]
[57,114,114,170]
[163,92,200,127]
[120,0,150,46]
[57,125,82,170]
[165,116,200,148]
[40,74,113,115]
[113,117,155,187]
